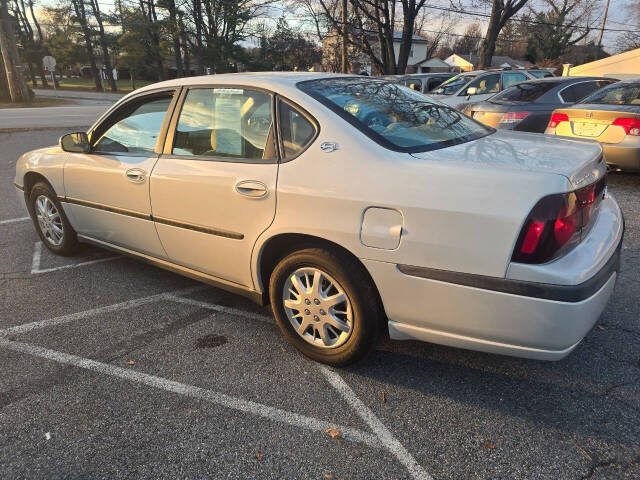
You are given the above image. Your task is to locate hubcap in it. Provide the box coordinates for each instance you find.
[282,267,353,349]
[35,195,64,246]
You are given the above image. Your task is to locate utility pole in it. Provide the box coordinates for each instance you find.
[0,0,30,102]
[341,0,347,73]
[597,0,611,55]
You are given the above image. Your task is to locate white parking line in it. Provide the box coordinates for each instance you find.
[164,294,273,324]
[30,241,119,274]
[0,286,207,336]
[0,287,429,478]
[321,366,431,480]
[0,216,29,225]
[0,338,382,448]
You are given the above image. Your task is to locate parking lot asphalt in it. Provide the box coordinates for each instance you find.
[1,129,639,480]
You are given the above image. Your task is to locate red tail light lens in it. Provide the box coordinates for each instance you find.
[512,177,606,264]
[548,113,569,129]
[500,111,531,125]
[612,117,640,136]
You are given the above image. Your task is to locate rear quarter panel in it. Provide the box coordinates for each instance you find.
[252,91,572,290]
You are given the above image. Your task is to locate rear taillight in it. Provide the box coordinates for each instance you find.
[548,112,569,129]
[612,117,640,136]
[512,176,606,264]
[500,111,530,124]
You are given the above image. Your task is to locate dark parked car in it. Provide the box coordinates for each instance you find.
[463,76,617,132]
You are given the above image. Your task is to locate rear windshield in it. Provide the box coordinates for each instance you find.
[579,83,640,105]
[298,77,491,153]
[429,74,476,95]
[490,81,558,103]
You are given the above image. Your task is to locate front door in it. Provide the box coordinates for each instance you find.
[63,90,178,258]
[149,87,279,287]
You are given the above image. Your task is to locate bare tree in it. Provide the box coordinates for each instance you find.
[477,0,529,69]
[0,0,30,101]
[70,0,103,90]
[88,0,117,91]
[529,0,593,61]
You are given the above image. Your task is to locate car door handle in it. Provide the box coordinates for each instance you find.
[235,180,268,198]
[125,168,146,184]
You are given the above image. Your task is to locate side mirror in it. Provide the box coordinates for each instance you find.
[466,86,478,96]
[60,132,90,153]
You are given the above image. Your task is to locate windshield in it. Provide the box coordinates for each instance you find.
[490,81,558,103]
[579,83,640,105]
[429,74,476,95]
[298,77,491,152]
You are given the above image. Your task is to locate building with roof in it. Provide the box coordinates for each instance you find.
[322,30,432,75]
[444,53,533,72]
[564,48,640,80]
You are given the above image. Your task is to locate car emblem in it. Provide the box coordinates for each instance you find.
[586,111,593,118]
[320,142,339,153]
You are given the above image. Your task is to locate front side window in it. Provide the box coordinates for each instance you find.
[173,88,274,160]
[430,74,476,95]
[502,72,528,89]
[298,78,491,152]
[93,94,173,153]
[463,74,501,96]
[278,100,316,159]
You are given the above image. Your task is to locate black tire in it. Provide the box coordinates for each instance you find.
[28,182,80,256]
[269,247,380,366]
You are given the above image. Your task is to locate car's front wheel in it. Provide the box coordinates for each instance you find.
[269,247,380,366]
[29,182,80,255]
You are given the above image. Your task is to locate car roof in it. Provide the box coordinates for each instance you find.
[133,72,366,95]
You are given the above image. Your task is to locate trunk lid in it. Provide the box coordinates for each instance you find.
[553,104,640,144]
[410,130,605,188]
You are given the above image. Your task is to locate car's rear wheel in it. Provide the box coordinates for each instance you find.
[29,182,80,255]
[269,247,380,366]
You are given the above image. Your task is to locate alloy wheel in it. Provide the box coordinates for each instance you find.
[35,195,64,246]
[282,267,353,348]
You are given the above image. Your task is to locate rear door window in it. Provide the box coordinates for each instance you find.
[490,81,557,102]
[173,88,275,160]
[502,72,529,90]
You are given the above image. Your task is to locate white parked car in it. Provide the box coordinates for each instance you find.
[14,73,623,366]
[428,69,546,109]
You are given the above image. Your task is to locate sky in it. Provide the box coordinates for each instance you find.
[33,0,639,55]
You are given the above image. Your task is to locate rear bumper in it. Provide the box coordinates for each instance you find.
[364,199,624,361]
[602,143,640,172]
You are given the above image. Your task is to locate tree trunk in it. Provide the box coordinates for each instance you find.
[167,0,183,77]
[89,0,117,91]
[71,0,103,91]
[478,10,500,69]
[0,0,30,102]
[130,70,135,90]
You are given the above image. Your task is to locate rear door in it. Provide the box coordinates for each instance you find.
[149,86,279,287]
[63,89,178,257]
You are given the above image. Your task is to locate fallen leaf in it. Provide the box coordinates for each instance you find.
[257,450,263,461]
[126,361,136,366]
[382,391,387,405]
[325,427,344,445]
[324,474,335,479]
[482,442,495,450]
[597,325,606,330]
[7,335,16,342]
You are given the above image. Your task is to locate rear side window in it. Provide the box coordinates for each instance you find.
[502,72,529,89]
[93,94,173,154]
[278,100,316,159]
[173,88,274,160]
[559,82,610,103]
[491,81,557,102]
[579,82,637,105]
[427,77,447,91]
